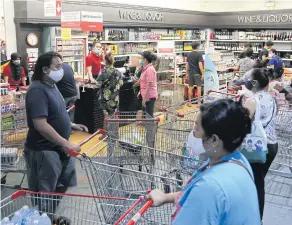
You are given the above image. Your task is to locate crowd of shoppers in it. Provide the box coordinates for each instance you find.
[4,38,289,225]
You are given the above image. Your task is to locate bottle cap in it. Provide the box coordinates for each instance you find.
[41,213,47,217]
[22,205,29,210]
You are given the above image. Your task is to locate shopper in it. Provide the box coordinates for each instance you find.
[268,49,284,78]
[244,68,278,221]
[235,48,256,73]
[132,56,143,110]
[96,52,123,117]
[239,42,252,59]
[3,53,26,87]
[1,40,7,61]
[56,62,78,122]
[133,51,158,117]
[186,42,204,106]
[24,51,88,224]
[86,40,104,83]
[147,99,260,225]
[259,40,273,61]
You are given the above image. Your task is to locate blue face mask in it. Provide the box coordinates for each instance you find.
[139,59,144,66]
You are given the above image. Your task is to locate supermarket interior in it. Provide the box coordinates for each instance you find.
[1,0,292,224]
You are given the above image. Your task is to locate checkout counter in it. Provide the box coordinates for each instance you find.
[74,57,137,133]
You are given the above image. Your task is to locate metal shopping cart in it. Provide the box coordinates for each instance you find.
[155,81,184,112]
[1,189,171,225]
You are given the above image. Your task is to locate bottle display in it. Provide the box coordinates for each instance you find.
[211,42,262,53]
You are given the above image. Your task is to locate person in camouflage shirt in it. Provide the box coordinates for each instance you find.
[96,52,123,116]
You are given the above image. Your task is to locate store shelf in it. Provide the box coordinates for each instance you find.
[277,50,292,52]
[282,58,292,61]
[100,39,206,44]
[210,39,292,43]
[157,70,174,73]
[63,59,83,62]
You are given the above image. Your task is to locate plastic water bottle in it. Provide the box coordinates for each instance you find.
[22,209,40,225]
[11,205,30,224]
[1,217,13,225]
[32,213,51,225]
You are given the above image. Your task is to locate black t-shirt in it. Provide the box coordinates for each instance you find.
[259,48,269,61]
[56,63,77,98]
[25,80,71,151]
[187,51,204,75]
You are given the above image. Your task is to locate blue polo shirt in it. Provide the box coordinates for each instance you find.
[172,150,261,225]
[269,55,283,69]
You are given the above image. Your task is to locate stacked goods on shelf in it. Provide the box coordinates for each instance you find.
[56,38,87,76]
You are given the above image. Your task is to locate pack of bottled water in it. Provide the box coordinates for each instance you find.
[1,148,19,165]
[1,205,51,225]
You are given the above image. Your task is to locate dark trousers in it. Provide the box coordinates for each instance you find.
[143,98,156,117]
[250,143,278,220]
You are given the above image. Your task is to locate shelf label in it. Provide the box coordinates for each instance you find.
[44,0,56,17]
[61,28,72,40]
[157,41,174,54]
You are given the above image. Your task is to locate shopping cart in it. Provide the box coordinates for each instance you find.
[155,81,184,112]
[1,190,172,225]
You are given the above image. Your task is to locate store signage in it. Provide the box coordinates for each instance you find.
[56,0,62,17]
[61,11,81,29]
[44,0,61,17]
[61,28,72,40]
[119,10,163,22]
[203,54,219,100]
[238,14,292,23]
[61,11,103,31]
[80,11,103,32]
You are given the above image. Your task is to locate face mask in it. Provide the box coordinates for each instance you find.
[139,59,144,66]
[48,68,64,82]
[268,54,273,58]
[93,48,102,55]
[13,60,21,65]
[187,131,206,155]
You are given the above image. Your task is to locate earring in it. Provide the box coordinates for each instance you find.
[212,145,216,153]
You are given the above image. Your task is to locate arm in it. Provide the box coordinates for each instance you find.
[85,56,95,83]
[186,62,189,78]
[199,61,204,78]
[33,117,70,147]
[3,65,9,83]
[244,97,256,119]
[172,178,223,225]
[4,76,8,83]
[133,79,140,88]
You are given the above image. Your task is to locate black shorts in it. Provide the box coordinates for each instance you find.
[189,73,202,87]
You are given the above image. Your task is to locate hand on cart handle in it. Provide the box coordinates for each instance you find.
[66,129,108,157]
[71,123,89,132]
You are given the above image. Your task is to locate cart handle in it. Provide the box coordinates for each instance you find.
[67,129,107,157]
[126,200,153,225]
[10,189,128,201]
[208,90,240,99]
[67,105,75,112]
[228,85,242,92]
[104,117,160,123]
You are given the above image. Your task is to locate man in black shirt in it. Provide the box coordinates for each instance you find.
[25,52,87,223]
[186,42,204,106]
[56,63,78,121]
[259,40,274,61]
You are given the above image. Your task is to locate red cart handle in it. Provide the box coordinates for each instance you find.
[67,129,107,157]
[126,200,153,225]
[67,105,75,112]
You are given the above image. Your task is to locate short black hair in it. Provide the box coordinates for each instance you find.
[191,42,200,50]
[140,51,157,63]
[270,48,277,54]
[200,99,251,153]
[266,41,274,47]
[32,51,62,81]
[251,68,270,89]
[245,48,254,57]
[244,43,252,48]
[254,60,268,68]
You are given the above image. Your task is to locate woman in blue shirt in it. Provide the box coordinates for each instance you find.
[147,99,261,225]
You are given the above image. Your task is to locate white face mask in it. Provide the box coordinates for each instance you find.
[188,131,217,158]
[48,68,64,82]
[13,60,21,65]
[269,54,273,58]
[93,48,102,55]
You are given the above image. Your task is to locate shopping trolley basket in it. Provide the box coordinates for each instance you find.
[155,81,184,112]
[105,111,160,149]
[1,190,170,225]
[1,119,28,189]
